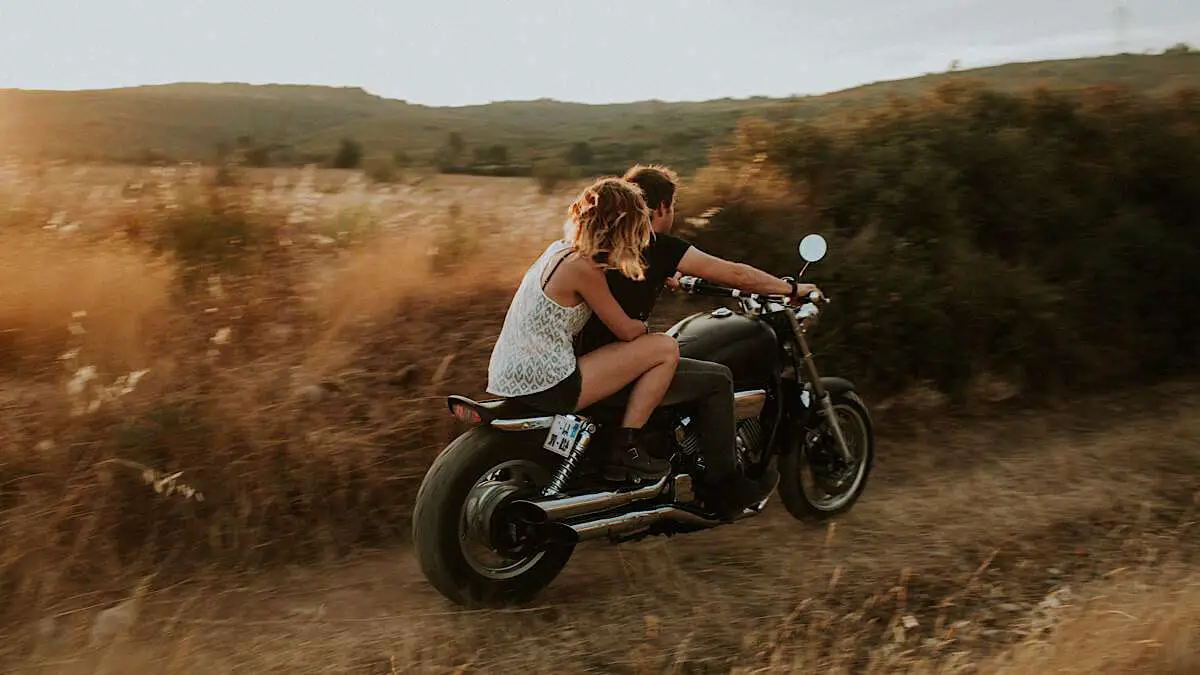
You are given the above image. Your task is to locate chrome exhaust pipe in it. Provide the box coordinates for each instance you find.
[570,506,719,541]
[510,474,669,524]
[544,505,733,544]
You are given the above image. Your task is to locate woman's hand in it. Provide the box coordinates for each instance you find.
[571,259,647,341]
[664,272,682,293]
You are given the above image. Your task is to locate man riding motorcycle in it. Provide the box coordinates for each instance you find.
[574,164,821,519]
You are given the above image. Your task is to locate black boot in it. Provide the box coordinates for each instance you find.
[756,462,781,495]
[704,470,767,521]
[601,427,671,482]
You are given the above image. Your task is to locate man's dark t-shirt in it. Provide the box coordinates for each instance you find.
[575,232,692,356]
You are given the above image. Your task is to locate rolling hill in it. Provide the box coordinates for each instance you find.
[2,50,1198,172]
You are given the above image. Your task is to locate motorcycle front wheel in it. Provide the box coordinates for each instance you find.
[777,389,875,523]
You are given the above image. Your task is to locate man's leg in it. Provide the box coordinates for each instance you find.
[597,358,735,460]
[615,360,746,468]
[662,359,771,517]
[595,357,764,512]
[661,358,737,479]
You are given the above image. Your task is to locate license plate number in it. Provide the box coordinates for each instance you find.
[542,415,581,457]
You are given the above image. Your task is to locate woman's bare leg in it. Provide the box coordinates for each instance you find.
[575,333,679,424]
[574,333,679,480]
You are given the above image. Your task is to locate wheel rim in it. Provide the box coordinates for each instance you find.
[799,402,869,511]
[458,459,550,580]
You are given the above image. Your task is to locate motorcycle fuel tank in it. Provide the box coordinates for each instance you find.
[666,308,780,390]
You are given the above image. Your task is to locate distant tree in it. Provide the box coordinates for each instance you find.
[949,59,962,71]
[435,132,467,169]
[213,163,242,187]
[448,133,465,162]
[1164,42,1195,55]
[269,145,298,166]
[244,145,272,167]
[471,144,509,165]
[533,157,572,194]
[365,158,397,183]
[565,141,594,166]
[486,144,509,164]
[332,138,363,169]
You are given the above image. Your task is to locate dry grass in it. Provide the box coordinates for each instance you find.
[4,381,1197,673]
[979,573,1199,674]
[1,162,1197,673]
[0,163,572,626]
[0,234,173,374]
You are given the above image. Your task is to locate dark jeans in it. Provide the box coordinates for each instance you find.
[603,357,737,485]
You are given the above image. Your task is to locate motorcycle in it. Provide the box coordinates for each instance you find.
[412,234,875,608]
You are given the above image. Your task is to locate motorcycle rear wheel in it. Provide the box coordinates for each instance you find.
[412,425,575,608]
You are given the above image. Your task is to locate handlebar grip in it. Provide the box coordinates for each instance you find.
[678,276,735,297]
[801,290,831,305]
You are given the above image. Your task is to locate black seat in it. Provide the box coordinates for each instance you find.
[447,394,627,423]
[447,395,547,422]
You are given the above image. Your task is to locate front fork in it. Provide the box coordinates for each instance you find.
[783,309,855,464]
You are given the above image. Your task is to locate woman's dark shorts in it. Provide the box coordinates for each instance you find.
[513,367,581,415]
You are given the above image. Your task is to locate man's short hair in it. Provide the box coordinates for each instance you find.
[622,164,679,212]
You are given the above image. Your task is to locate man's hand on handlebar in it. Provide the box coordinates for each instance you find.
[789,282,821,304]
[678,274,826,305]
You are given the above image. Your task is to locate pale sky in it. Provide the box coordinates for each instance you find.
[1,0,1197,106]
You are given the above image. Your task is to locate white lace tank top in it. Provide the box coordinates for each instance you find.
[487,239,593,398]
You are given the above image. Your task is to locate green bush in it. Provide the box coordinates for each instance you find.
[364,158,398,184]
[533,157,572,194]
[332,138,363,169]
[679,81,1200,400]
[151,203,276,291]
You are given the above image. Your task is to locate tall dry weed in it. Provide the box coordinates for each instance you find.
[0,165,574,628]
[978,573,1200,674]
[0,233,173,375]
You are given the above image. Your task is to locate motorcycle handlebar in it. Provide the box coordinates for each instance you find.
[677,276,830,306]
[677,275,737,297]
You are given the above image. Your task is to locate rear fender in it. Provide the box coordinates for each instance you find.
[446,395,554,431]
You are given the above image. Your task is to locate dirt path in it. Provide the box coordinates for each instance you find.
[10,382,1200,674]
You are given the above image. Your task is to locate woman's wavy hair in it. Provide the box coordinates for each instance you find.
[565,177,652,280]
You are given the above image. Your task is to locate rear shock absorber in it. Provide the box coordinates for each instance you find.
[542,421,597,496]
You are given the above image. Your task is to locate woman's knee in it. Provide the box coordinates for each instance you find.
[628,332,678,366]
[650,333,679,365]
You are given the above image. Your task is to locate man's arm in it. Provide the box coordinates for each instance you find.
[676,246,816,297]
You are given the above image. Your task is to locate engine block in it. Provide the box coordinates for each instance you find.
[674,416,702,456]
[737,417,764,455]
[674,415,764,470]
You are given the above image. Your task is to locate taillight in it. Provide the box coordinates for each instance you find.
[449,402,482,425]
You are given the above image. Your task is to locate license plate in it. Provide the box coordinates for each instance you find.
[542,415,581,457]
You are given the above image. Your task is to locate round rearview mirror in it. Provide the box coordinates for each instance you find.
[799,234,827,263]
